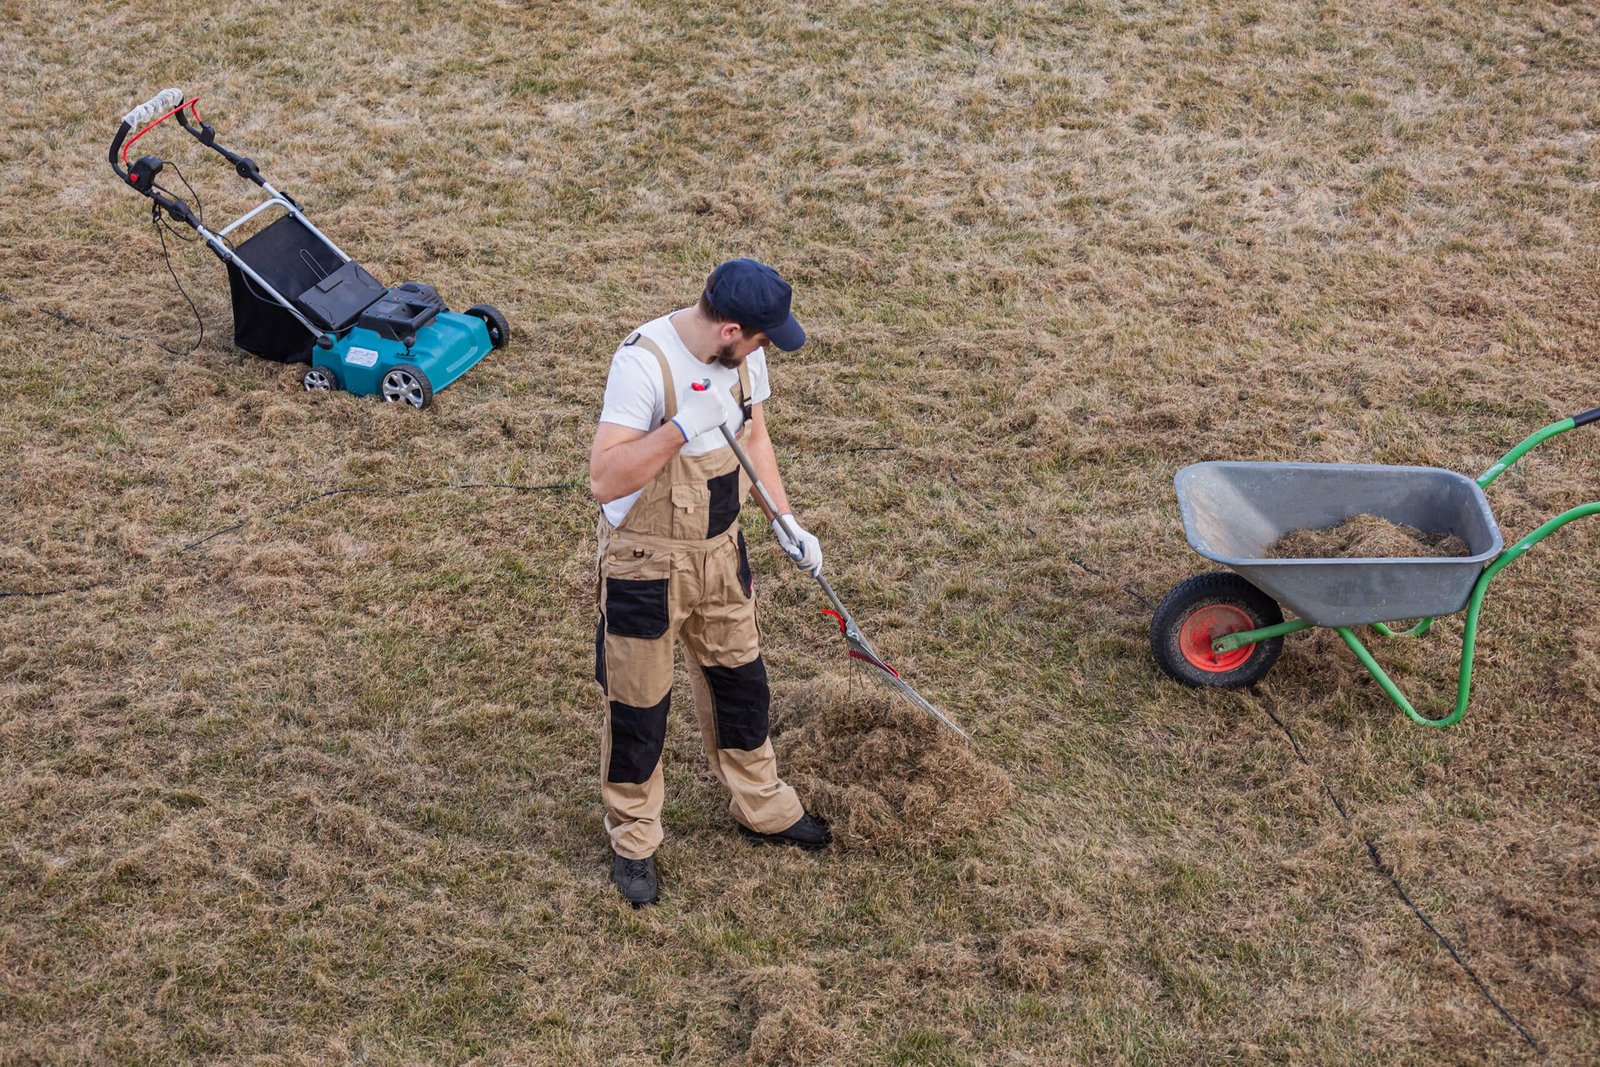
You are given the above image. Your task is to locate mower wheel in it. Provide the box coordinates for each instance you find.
[302,364,339,392]
[1151,572,1285,689]
[381,364,434,409]
[466,303,510,349]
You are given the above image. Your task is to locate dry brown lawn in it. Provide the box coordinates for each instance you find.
[3,0,1598,1062]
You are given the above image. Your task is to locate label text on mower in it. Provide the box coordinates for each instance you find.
[344,347,379,368]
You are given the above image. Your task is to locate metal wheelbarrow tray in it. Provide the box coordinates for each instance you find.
[1150,408,1600,727]
[1175,462,1503,628]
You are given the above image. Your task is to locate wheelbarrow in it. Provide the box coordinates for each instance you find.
[1150,407,1600,726]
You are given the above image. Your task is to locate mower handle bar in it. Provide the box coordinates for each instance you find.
[108,90,200,227]
[110,88,188,177]
[123,88,184,131]
[109,89,273,205]
[174,104,269,187]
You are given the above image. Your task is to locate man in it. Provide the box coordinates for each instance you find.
[589,258,832,907]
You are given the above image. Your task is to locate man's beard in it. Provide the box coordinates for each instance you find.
[714,343,745,369]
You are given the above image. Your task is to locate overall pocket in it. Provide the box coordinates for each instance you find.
[603,547,671,639]
[669,483,710,541]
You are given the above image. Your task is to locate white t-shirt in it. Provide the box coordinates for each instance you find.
[598,310,772,527]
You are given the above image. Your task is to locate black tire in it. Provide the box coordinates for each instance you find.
[466,303,510,349]
[380,363,433,409]
[303,364,339,391]
[1150,572,1285,689]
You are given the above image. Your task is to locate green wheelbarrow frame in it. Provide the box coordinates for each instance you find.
[1157,408,1600,727]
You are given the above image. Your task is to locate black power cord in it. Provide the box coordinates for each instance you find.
[146,160,206,358]
[0,160,205,359]
[1253,691,1544,1054]
[1086,572,1543,1053]
[1066,551,1156,610]
[0,287,199,360]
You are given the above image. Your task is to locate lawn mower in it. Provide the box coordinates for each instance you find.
[1150,407,1599,726]
[108,89,508,408]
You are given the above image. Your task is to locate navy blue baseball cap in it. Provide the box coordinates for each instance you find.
[704,258,806,351]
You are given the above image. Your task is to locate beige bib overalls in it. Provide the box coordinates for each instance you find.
[595,334,804,859]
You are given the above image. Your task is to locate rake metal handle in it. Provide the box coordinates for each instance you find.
[714,424,970,742]
[716,424,864,642]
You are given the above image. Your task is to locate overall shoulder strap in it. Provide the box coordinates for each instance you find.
[623,331,676,423]
[736,359,753,421]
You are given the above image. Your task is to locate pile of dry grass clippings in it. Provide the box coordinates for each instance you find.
[739,965,837,1066]
[992,925,1114,994]
[1268,514,1471,560]
[773,675,1011,851]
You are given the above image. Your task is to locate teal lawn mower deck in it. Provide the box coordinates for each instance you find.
[307,304,505,409]
[109,88,510,409]
[299,281,509,408]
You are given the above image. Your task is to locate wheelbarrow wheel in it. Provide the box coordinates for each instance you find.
[1151,572,1285,689]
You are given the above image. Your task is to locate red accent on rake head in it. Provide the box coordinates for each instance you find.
[823,610,902,678]
[848,649,901,678]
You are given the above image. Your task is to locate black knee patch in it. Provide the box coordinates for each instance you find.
[607,693,670,784]
[702,658,770,751]
[706,468,741,538]
[593,617,606,689]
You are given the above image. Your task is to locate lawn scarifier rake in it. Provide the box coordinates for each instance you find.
[710,413,971,742]
[1151,407,1600,726]
[109,89,509,408]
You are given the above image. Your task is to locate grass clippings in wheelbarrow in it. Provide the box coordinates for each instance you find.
[1269,513,1471,560]
[774,675,1011,851]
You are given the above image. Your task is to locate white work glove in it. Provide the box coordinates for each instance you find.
[669,381,736,443]
[772,513,823,577]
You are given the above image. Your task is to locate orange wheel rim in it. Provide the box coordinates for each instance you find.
[1179,604,1256,672]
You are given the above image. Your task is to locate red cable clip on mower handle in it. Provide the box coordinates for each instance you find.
[109,88,270,214]
[109,88,186,184]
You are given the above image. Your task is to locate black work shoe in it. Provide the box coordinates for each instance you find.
[739,811,832,851]
[611,853,659,907]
